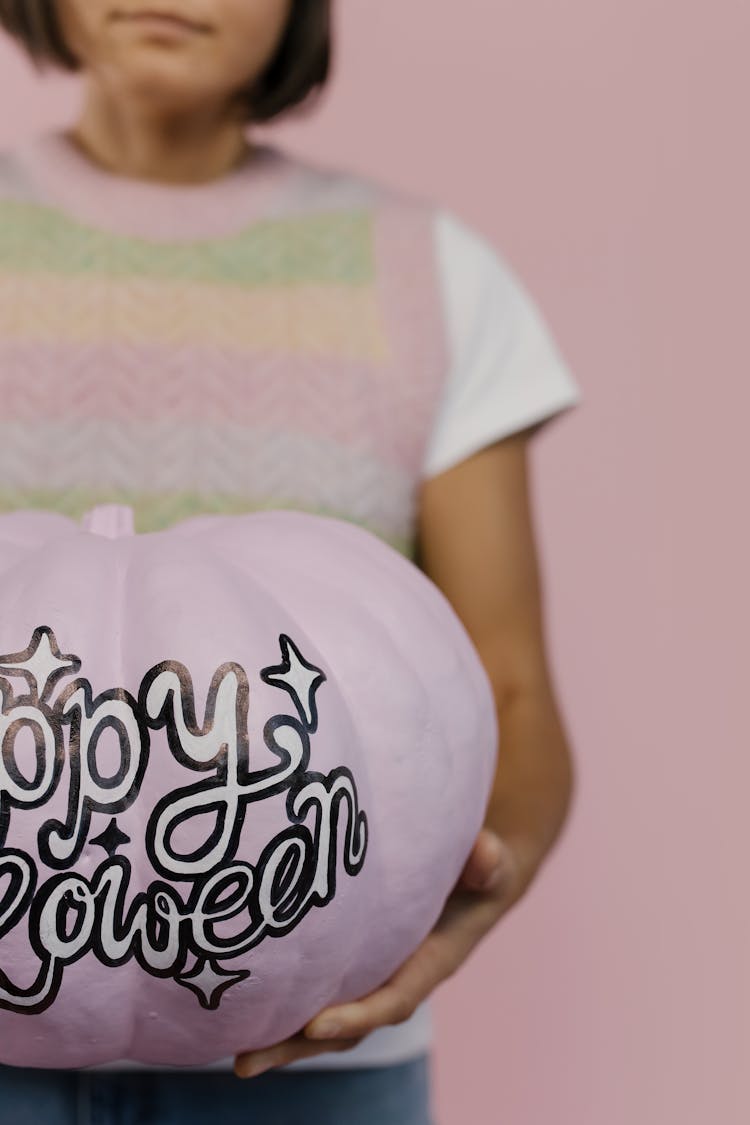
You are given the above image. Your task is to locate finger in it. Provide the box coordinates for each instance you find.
[308,876,516,1044]
[234,1033,366,1078]
[305,929,464,1041]
[458,828,509,891]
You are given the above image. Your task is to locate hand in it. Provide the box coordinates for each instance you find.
[233,826,536,1078]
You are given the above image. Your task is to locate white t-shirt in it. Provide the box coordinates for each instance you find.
[88,207,582,1074]
[424,209,582,476]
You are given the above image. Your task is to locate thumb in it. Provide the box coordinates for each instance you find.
[459,828,512,892]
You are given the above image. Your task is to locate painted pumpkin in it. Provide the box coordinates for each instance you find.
[0,503,498,1068]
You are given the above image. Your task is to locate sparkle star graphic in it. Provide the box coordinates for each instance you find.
[0,626,80,701]
[260,634,327,732]
[175,958,251,1010]
[90,817,131,858]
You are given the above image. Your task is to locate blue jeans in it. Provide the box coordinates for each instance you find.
[0,1054,436,1125]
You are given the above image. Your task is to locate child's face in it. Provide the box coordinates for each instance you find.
[55,1,294,114]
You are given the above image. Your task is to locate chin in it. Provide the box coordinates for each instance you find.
[108,62,215,112]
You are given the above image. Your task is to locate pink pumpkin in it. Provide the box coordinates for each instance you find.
[0,503,498,1068]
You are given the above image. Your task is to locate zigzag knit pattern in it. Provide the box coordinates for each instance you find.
[0,138,450,560]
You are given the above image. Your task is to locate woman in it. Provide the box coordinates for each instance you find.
[0,2,582,1122]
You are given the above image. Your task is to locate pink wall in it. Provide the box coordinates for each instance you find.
[1,2,747,1121]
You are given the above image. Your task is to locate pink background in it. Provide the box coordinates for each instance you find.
[1,1,747,1121]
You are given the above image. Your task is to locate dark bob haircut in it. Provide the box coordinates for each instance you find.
[0,1,331,123]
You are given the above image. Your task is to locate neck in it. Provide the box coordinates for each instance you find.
[69,83,254,185]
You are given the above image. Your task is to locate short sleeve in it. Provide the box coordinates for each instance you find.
[421,208,583,479]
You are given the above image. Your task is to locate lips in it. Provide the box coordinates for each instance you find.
[115,9,212,34]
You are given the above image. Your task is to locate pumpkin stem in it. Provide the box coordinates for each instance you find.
[81,504,135,539]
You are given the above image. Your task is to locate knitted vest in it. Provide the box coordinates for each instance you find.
[0,132,450,561]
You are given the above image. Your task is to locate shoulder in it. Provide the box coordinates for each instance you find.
[272,150,518,311]
[429,205,580,381]
[273,149,562,370]
[431,206,544,330]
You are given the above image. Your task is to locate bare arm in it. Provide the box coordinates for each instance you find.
[235,427,578,1073]
[416,427,576,894]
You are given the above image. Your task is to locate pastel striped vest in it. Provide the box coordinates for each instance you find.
[0,133,449,561]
